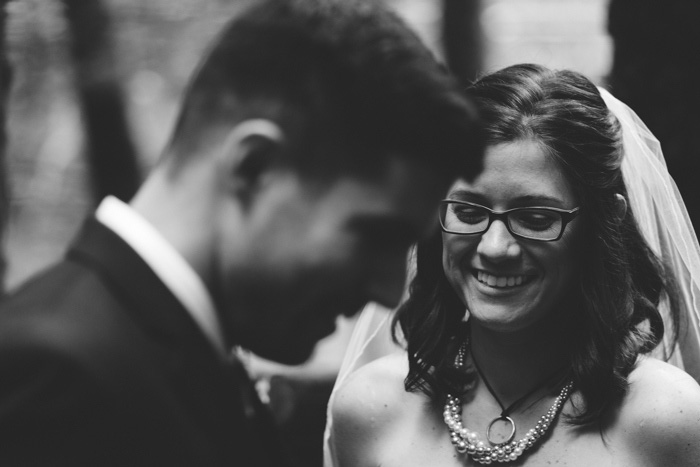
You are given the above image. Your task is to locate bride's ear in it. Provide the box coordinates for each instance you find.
[614,193,627,223]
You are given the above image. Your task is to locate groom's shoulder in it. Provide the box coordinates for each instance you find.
[0,258,142,370]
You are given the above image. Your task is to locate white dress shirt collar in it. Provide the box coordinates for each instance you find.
[95,196,227,357]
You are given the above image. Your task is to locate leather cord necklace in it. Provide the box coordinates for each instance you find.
[469,342,567,445]
[443,340,574,464]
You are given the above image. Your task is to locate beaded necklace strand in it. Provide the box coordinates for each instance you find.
[443,341,573,464]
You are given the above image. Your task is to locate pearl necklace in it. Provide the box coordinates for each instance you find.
[442,342,573,464]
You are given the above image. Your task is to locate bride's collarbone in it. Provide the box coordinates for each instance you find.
[377,415,616,467]
[377,389,623,467]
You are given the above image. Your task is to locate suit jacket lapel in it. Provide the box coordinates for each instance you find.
[66,217,217,362]
[66,217,287,465]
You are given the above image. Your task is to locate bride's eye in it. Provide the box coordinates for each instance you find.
[452,205,488,225]
[511,209,559,232]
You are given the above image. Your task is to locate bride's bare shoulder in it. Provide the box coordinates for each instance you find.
[329,352,414,466]
[624,357,700,421]
[332,351,411,422]
[617,357,700,466]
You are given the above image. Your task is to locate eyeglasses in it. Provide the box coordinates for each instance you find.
[439,200,581,242]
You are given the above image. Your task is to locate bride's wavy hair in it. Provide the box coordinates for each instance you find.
[394,63,679,425]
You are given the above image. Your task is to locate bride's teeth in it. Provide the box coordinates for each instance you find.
[476,271,529,288]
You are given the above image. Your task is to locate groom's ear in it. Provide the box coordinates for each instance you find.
[219,119,285,200]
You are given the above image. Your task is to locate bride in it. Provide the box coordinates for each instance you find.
[325,64,700,466]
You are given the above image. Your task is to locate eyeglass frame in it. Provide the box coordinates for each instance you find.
[438,200,581,242]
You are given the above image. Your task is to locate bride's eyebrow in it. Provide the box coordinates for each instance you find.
[446,190,567,207]
[515,194,566,206]
[445,189,481,201]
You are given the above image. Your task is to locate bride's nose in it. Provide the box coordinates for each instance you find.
[476,220,521,262]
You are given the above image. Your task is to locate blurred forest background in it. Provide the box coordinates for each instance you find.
[1,0,698,465]
[2,0,700,292]
[1,0,616,291]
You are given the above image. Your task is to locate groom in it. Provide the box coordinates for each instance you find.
[0,0,481,465]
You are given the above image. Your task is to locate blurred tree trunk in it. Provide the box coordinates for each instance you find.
[441,0,483,87]
[608,0,700,380]
[63,0,140,204]
[0,0,11,294]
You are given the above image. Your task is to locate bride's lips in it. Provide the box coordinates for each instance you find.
[472,269,536,289]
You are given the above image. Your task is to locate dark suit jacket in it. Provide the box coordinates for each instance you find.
[0,218,285,466]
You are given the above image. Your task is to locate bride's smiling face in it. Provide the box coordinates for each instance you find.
[442,139,582,333]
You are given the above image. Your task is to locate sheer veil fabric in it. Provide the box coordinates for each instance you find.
[599,88,700,377]
[322,89,700,467]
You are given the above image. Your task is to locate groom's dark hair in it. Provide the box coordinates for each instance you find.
[166,0,481,181]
